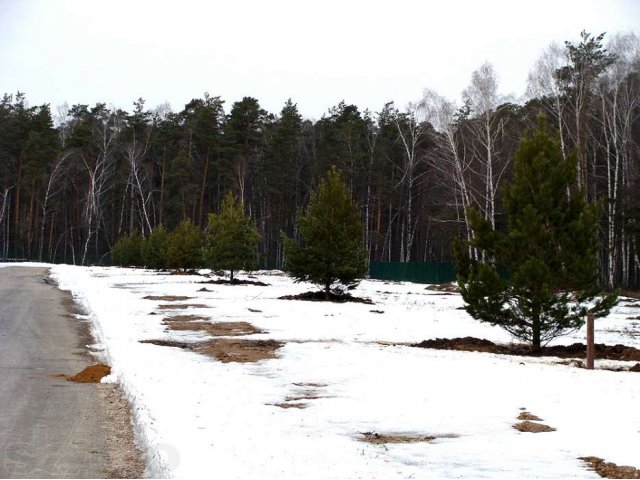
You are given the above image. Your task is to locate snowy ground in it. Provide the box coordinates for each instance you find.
[28,264,640,478]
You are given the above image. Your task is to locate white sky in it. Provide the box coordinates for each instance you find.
[1,0,639,120]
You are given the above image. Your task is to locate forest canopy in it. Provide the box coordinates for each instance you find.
[0,31,639,288]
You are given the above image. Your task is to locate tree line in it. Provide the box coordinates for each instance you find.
[1,31,639,288]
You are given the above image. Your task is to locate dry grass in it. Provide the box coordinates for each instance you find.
[580,456,640,479]
[144,295,193,301]
[163,319,264,337]
[358,432,458,445]
[157,303,208,310]
[517,411,543,421]
[513,421,556,433]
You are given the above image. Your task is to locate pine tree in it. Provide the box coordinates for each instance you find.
[165,219,203,270]
[203,192,259,281]
[141,225,169,270]
[112,234,143,266]
[454,117,618,350]
[282,166,368,299]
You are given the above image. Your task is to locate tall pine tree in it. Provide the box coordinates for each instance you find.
[203,192,259,281]
[282,166,367,299]
[454,117,617,350]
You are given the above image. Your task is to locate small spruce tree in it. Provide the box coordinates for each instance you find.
[282,166,368,299]
[141,225,170,270]
[454,117,617,350]
[112,234,143,267]
[165,219,203,271]
[203,192,259,281]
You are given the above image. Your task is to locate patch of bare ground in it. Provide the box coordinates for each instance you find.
[359,432,458,444]
[580,456,640,479]
[140,338,283,363]
[101,384,146,478]
[425,283,459,293]
[163,319,264,336]
[200,278,269,286]
[279,291,374,304]
[517,411,543,421]
[630,363,640,372]
[169,269,202,276]
[144,295,193,301]
[157,303,208,310]
[513,421,556,433]
[272,402,308,409]
[67,363,111,383]
[413,337,640,362]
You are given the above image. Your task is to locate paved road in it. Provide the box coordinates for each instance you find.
[0,267,112,478]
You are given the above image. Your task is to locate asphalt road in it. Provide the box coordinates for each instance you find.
[0,266,112,478]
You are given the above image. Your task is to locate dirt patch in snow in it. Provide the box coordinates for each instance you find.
[272,402,308,409]
[517,411,543,421]
[580,456,640,478]
[163,319,264,336]
[513,421,556,433]
[425,283,459,293]
[140,338,283,363]
[66,363,111,383]
[630,363,640,372]
[157,303,208,310]
[200,278,269,286]
[199,339,283,363]
[359,432,458,444]
[279,291,374,304]
[144,295,193,301]
[413,337,640,362]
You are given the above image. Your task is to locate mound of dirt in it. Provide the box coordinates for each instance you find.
[630,363,640,372]
[413,337,640,362]
[200,278,269,286]
[580,456,640,479]
[513,421,556,433]
[279,291,374,304]
[67,363,111,383]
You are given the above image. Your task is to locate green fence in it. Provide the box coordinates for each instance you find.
[369,261,456,284]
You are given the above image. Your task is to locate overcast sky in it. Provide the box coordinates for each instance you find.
[1,0,639,119]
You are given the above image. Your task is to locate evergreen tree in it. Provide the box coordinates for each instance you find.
[165,219,203,270]
[454,117,618,350]
[112,234,143,266]
[141,225,170,269]
[282,166,368,299]
[203,192,259,281]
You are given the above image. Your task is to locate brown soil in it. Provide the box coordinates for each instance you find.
[517,411,543,421]
[272,402,308,409]
[140,338,283,363]
[580,456,640,479]
[157,303,208,310]
[370,309,385,314]
[67,363,111,383]
[513,421,556,433]
[200,278,269,286]
[163,319,264,336]
[198,339,283,363]
[144,295,193,301]
[359,432,458,445]
[165,314,208,322]
[279,291,374,304]
[630,363,640,372]
[413,337,640,362]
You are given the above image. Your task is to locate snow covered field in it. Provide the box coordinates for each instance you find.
[42,265,640,478]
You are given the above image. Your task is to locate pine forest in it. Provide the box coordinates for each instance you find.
[1,31,639,289]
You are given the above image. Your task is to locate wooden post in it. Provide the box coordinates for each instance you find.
[586,313,595,370]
